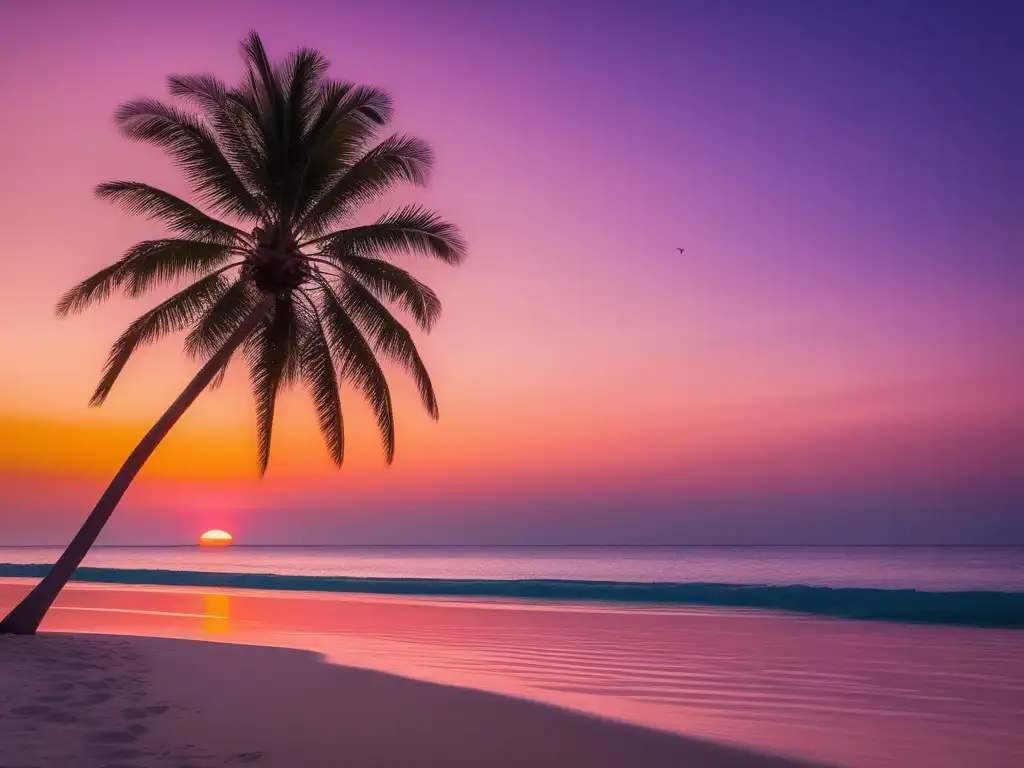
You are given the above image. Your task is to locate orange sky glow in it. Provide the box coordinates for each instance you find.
[0,0,1021,544]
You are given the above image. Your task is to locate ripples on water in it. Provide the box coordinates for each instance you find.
[301,601,1024,768]
[2,581,1020,768]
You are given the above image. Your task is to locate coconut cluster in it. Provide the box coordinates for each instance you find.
[244,226,310,292]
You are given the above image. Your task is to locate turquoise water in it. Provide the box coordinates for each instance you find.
[3,546,1022,627]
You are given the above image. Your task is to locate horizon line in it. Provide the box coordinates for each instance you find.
[3,543,1023,549]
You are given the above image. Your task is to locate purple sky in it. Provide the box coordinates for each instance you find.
[0,0,1021,544]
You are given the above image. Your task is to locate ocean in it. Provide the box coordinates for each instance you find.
[1,545,1023,627]
[2,546,1022,767]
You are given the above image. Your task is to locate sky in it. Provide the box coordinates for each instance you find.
[0,0,1021,545]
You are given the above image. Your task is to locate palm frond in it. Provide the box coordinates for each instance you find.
[298,135,433,236]
[185,279,262,360]
[202,282,266,391]
[340,275,438,419]
[313,205,466,265]
[288,83,393,228]
[56,262,125,317]
[297,300,344,466]
[307,84,394,165]
[166,73,268,199]
[115,99,261,219]
[185,279,261,392]
[243,295,303,474]
[119,240,236,298]
[316,280,395,463]
[295,83,395,212]
[208,364,230,390]
[276,49,332,224]
[331,254,441,331]
[240,30,284,112]
[56,239,235,316]
[95,181,244,243]
[90,273,228,405]
[239,31,286,203]
[282,48,330,135]
[306,82,392,143]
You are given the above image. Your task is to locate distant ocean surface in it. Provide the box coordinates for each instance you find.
[3,546,1023,766]
[2,545,1023,628]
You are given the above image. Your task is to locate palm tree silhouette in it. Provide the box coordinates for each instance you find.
[0,32,465,634]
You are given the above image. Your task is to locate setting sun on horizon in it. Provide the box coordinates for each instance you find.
[198,530,233,547]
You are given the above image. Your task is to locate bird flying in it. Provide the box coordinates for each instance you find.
[677,247,685,253]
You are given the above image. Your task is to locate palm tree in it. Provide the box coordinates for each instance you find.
[0,32,465,635]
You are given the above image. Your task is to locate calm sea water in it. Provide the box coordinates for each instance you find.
[2,546,1022,627]
[2,546,1022,767]
[2,545,1022,589]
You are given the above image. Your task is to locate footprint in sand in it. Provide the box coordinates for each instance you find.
[122,707,148,720]
[42,710,77,724]
[233,752,264,763]
[86,730,139,744]
[127,723,148,736]
[83,680,111,691]
[146,704,170,715]
[10,704,53,716]
[94,748,144,761]
[64,661,97,671]
[81,692,112,705]
[37,694,71,703]
[171,753,220,768]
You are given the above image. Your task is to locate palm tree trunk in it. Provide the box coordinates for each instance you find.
[0,294,275,635]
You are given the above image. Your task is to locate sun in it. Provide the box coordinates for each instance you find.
[199,529,233,547]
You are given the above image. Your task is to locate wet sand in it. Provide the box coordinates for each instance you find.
[2,579,1022,766]
[0,632,812,767]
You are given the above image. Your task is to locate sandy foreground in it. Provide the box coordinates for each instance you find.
[0,632,815,768]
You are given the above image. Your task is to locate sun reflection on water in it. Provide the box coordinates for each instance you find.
[202,592,231,634]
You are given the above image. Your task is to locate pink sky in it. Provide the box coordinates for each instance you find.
[0,0,1021,544]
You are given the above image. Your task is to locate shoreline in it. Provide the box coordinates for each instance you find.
[2,565,1021,628]
[2,579,1021,766]
[1,632,816,767]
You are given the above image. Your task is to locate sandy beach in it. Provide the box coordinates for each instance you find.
[0,632,812,768]
[2,577,1022,767]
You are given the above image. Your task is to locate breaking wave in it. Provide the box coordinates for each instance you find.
[2,563,1021,628]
